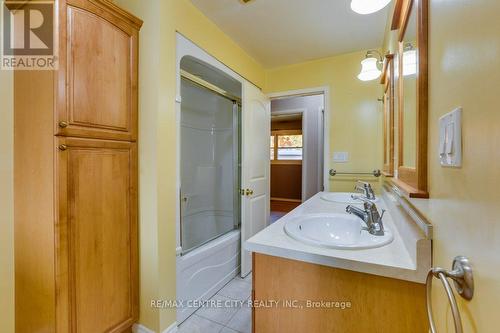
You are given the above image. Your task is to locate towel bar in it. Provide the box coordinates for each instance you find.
[329,169,381,177]
[426,256,474,333]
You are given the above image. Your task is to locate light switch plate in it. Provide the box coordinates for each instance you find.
[333,151,349,163]
[439,107,462,167]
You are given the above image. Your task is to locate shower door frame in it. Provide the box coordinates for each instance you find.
[175,33,250,257]
[178,73,242,255]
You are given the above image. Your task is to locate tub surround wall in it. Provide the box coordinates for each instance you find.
[180,78,238,252]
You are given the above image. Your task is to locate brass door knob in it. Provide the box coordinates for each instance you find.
[245,189,254,196]
[58,121,69,128]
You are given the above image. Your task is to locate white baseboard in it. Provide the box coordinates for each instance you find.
[132,324,155,333]
[132,322,178,333]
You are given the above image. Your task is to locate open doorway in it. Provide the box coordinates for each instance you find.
[269,93,325,222]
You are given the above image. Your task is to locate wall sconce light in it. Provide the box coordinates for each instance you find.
[351,0,392,15]
[403,43,417,76]
[357,50,383,81]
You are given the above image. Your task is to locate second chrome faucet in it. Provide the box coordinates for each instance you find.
[354,180,376,200]
[346,181,386,236]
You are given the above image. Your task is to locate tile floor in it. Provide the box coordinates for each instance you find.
[270,211,287,223]
[177,274,252,333]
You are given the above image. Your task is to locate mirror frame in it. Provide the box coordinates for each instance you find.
[393,0,429,198]
[381,54,395,177]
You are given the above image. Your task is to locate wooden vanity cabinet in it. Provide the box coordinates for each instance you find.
[14,1,142,332]
[252,253,428,333]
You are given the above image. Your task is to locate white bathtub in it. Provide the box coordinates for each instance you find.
[176,229,240,323]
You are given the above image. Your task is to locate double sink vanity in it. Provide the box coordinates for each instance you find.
[245,0,434,330]
[246,181,432,332]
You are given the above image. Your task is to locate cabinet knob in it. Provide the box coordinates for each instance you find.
[58,144,67,151]
[58,121,69,128]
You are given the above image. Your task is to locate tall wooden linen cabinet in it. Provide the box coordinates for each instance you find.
[14,1,142,332]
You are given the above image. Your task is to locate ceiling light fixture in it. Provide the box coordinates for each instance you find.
[357,50,383,81]
[351,0,392,15]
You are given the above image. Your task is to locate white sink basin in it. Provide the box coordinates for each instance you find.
[284,213,393,250]
[320,192,380,204]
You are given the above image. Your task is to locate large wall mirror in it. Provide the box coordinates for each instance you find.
[381,54,395,176]
[394,0,428,198]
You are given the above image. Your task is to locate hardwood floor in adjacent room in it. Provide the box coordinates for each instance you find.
[270,199,301,223]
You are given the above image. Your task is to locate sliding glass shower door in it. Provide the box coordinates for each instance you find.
[180,77,240,254]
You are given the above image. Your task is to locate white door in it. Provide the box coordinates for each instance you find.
[241,82,270,277]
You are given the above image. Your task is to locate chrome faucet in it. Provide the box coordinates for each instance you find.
[354,180,376,200]
[346,196,386,236]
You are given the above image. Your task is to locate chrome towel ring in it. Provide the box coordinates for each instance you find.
[426,256,474,333]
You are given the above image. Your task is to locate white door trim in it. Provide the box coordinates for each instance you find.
[317,106,325,192]
[268,86,330,192]
[271,108,307,201]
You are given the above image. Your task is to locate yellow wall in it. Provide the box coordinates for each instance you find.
[2,7,382,329]
[0,70,14,333]
[0,3,14,329]
[265,52,383,192]
[3,1,497,332]
[112,0,266,331]
[384,1,500,331]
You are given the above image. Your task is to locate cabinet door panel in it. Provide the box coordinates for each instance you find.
[56,138,138,333]
[57,0,139,141]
